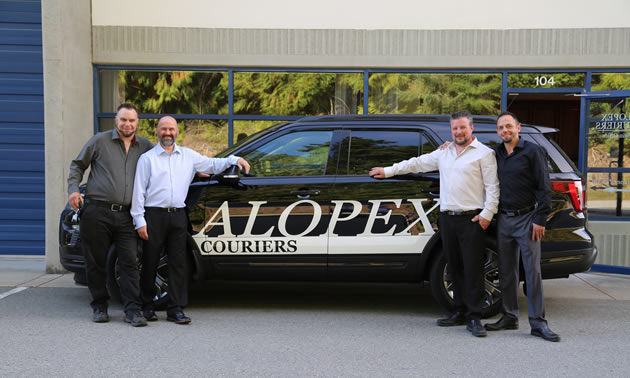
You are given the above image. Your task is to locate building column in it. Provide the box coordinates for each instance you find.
[42,0,93,273]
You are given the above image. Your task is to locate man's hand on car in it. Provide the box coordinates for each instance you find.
[237,158,251,174]
[369,167,386,179]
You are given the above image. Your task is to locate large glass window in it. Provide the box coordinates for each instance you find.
[591,73,630,91]
[234,72,363,116]
[242,131,333,177]
[368,73,501,115]
[99,70,228,114]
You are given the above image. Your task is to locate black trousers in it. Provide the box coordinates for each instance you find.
[141,209,188,313]
[439,213,487,320]
[79,204,141,313]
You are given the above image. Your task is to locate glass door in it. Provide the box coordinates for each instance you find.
[584,92,630,218]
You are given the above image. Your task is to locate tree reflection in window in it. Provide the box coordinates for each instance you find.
[243,131,332,177]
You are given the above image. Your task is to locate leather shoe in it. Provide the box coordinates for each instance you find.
[143,309,158,322]
[531,324,560,342]
[485,316,518,331]
[466,319,487,337]
[437,312,466,327]
[167,311,191,325]
[124,311,148,327]
[92,309,110,323]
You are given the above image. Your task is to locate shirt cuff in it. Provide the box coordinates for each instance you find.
[228,155,240,165]
[383,166,395,178]
[133,217,146,230]
[479,209,494,222]
[533,214,547,227]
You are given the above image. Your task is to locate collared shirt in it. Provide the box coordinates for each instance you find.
[131,143,240,229]
[384,137,499,222]
[494,138,551,226]
[67,128,153,205]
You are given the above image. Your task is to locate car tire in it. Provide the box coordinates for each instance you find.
[429,239,502,318]
[106,244,170,311]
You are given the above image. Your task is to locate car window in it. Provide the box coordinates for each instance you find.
[242,130,333,176]
[347,131,420,175]
[474,132,563,173]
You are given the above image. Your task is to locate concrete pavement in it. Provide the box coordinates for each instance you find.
[2,256,630,377]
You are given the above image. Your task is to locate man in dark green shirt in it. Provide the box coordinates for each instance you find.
[67,103,153,326]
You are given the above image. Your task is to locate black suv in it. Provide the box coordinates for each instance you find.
[59,115,597,315]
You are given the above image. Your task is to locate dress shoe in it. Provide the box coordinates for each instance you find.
[167,311,191,325]
[143,309,158,322]
[531,324,560,342]
[92,309,110,323]
[466,319,487,337]
[484,316,518,331]
[437,312,466,327]
[124,311,148,327]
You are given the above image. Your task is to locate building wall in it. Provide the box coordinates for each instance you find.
[42,0,93,272]
[42,0,630,271]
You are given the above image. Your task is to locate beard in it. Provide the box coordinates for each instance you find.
[160,136,175,146]
[118,129,135,138]
[454,136,471,146]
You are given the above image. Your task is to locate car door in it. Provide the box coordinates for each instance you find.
[187,128,336,281]
[327,127,441,281]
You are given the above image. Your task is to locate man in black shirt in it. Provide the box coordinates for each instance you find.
[484,111,560,342]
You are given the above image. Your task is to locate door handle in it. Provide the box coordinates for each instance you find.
[290,189,320,199]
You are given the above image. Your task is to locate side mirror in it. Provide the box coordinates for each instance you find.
[214,165,240,184]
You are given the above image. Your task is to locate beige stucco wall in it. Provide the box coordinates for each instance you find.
[43,0,93,273]
[91,0,630,30]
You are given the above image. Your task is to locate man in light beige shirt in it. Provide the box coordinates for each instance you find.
[370,110,499,337]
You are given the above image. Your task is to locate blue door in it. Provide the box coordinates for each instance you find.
[0,0,45,255]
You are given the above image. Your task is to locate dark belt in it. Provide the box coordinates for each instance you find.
[500,204,536,217]
[441,209,481,216]
[145,206,185,213]
[87,199,130,212]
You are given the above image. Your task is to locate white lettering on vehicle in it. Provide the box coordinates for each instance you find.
[196,198,439,255]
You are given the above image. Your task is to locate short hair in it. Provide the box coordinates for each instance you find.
[450,110,473,124]
[497,111,520,125]
[117,103,137,113]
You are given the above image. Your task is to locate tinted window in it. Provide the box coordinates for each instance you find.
[243,131,332,177]
[347,131,420,175]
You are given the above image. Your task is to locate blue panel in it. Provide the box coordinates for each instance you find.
[0,99,43,111]
[0,30,42,45]
[0,0,43,255]
[1,110,43,122]
[0,50,43,62]
[0,10,41,24]
[0,61,42,73]
[0,1,41,12]
[0,80,43,95]
[0,72,41,80]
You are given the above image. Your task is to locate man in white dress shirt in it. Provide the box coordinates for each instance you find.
[369,110,499,337]
[131,116,250,324]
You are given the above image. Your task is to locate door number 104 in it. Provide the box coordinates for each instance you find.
[535,76,555,86]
